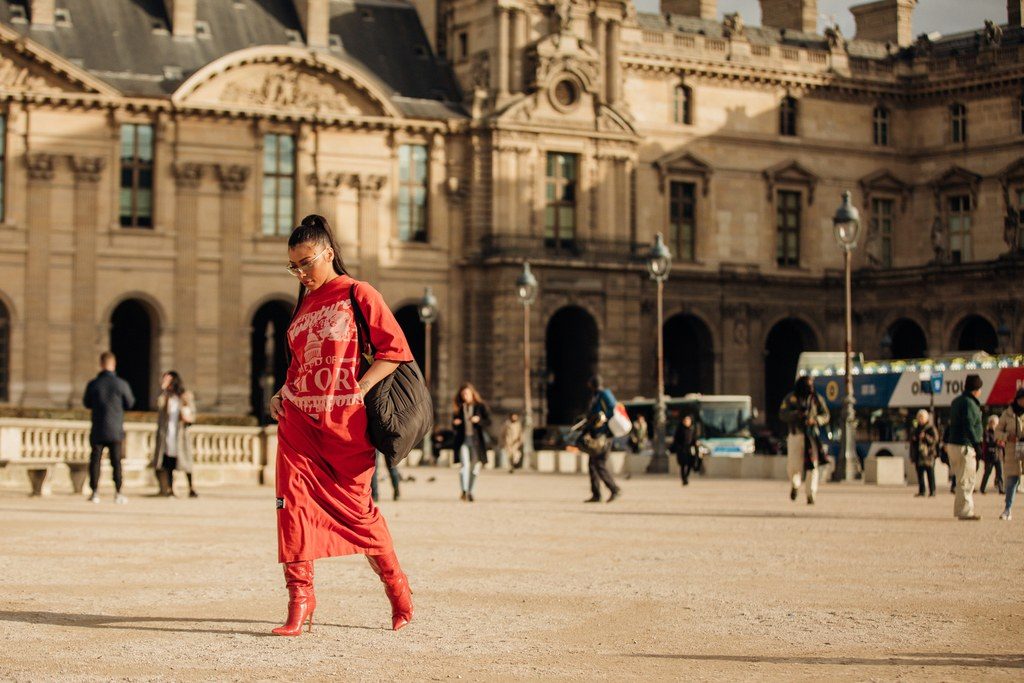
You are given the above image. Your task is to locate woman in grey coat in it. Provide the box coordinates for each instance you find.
[152,371,197,497]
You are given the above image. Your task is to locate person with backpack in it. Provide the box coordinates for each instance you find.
[580,375,622,503]
[268,215,415,636]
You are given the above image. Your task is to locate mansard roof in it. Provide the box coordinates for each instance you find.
[0,0,463,119]
[638,10,1024,62]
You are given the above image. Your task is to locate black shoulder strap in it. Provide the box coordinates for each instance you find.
[349,283,376,374]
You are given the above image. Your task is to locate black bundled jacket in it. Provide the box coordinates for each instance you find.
[83,370,135,445]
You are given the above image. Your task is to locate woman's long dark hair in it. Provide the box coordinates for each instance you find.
[287,214,348,327]
[453,382,486,413]
[162,370,184,397]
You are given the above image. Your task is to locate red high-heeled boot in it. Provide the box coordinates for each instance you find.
[366,551,413,631]
[272,560,315,636]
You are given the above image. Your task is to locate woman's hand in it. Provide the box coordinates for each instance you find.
[471,415,481,424]
[453,418,463,426]
[269,394,284,421]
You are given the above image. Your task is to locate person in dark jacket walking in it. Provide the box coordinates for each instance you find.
[452,383,491,502]
[580,375,621,503]
[910,409,940,497]
[978,415,1005,495]
[671,413,697,486]
[82,352,135,504]
[946,374,984,520]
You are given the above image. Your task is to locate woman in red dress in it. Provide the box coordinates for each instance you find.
[268,214,415,636]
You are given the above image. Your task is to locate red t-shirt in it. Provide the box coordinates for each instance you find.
[281,275,412,421]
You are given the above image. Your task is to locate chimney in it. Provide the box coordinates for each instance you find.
[1010,0,1023,26]
[162,0,196,38]
[758,0,818,33]
[29,0,55,26]
[294,0,330,50]
[850,0,917,48]
[661,0,717,20]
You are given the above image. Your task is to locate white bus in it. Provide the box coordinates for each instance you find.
[621,394,756,458]
[798,352,1024,462]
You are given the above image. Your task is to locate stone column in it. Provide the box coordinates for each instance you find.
[69,155,106,401]
[512,9,528,92]
[214,163,251,413]
[22,152,56,405]
[311,171,343,228]
[495,5,510,99]
[606,20,621,105]
[428,133,447,247]
[350,173,387,284]
[296,123,316,221]
[171,162,204,389]
[593,18,607,101]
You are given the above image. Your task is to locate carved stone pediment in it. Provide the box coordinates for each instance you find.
[654,149,713,196]
[859,168,911,212]
[763,160,818,204]
[930,165,981,207]
[0,46,87,95]
[997,157,1024,191]
[0,26,118,95]
[528,34,599,92]
[184,62,380,116]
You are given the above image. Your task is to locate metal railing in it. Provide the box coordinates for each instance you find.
[476,234,645,264]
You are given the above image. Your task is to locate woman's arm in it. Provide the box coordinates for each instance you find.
[359,360,400,400]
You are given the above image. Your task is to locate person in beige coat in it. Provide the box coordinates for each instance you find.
[500,412,524,473]
[994,388,1024,521]
[152,371,197,497]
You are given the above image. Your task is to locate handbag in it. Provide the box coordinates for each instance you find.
[608,403,632,438]
[350,285,433,469]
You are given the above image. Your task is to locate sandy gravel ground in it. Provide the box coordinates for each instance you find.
[0,468,1021,681]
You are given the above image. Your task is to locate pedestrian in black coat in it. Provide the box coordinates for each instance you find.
[82,352,135,504]
[671,414,697,486]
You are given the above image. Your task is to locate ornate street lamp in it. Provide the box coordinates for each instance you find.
[645,233,672,474]
[516,262,538,467]
[417,287,439,464]
[833,191,861,481]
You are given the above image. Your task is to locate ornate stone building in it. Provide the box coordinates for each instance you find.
[0,0,1021,431]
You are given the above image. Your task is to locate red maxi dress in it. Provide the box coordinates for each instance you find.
[276,274,413,563]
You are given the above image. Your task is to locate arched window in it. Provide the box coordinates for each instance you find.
[673,84,692,125]
[872,106,890,146]
[779,96,798,136]
[0,300,8,402]
[950,103,967,143]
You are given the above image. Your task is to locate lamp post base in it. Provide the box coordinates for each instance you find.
[646,406,669,474]
[645,455,669,474]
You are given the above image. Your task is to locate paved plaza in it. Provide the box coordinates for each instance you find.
[0,469,1021,681]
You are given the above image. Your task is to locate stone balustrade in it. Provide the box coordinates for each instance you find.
[0,417,272,493]
[1,417,914,494]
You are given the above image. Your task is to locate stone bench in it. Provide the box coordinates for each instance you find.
[0,458,64,496]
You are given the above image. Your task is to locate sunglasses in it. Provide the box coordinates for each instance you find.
[286,249,329,277]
